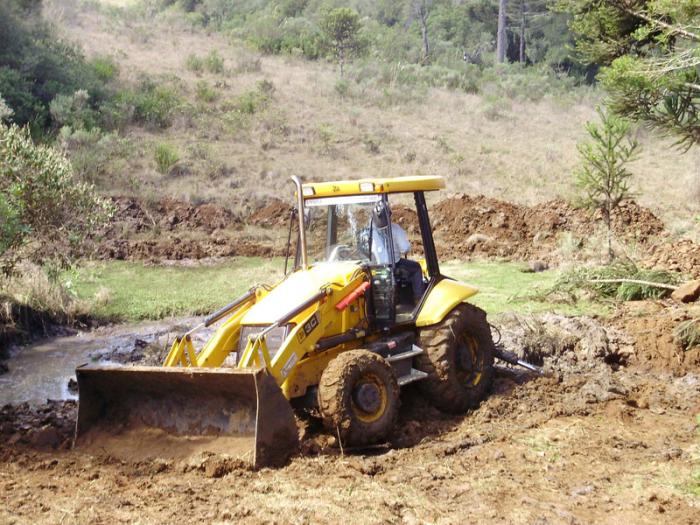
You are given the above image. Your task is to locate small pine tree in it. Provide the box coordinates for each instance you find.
[575,107,640,262]
[320,8,361,78]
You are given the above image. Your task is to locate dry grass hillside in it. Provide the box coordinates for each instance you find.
[46,0,700,238]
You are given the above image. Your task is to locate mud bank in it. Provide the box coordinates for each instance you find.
[84,196,699,274]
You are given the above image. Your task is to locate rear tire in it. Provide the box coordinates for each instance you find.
[416,303,494,413]
[318,350,399,447]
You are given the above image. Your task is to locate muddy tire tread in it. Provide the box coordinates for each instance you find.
[318,350,399,447]
[416,303,495,413]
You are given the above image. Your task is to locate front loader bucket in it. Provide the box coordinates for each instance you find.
[74,365,298,469]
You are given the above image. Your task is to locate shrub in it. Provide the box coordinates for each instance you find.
[58,127,132,186]
[90,56,119,82]
[334,79,350,97]
[195,80,218,103]
[154,142,180,174]
[204,50,225,73]
[674,319,700,351]
[0,122,113,271]
[185,53,204,73]
[49,89,98,130]
[0,2,112,132]
[234,80,275,114]
[0,93,12,121]
[113,80,181,128]
[186,50,225,74]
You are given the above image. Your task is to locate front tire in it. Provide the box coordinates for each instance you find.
[318,350,400,447]
[416,303,495,413]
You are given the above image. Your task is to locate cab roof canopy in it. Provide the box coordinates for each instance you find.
[302,176,445,199]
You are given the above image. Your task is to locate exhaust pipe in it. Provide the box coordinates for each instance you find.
[291,175,308,269]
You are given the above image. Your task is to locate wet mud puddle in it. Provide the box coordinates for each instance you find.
[0,317,213,405]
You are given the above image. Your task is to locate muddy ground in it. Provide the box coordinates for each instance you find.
[1,304,698,524]
[84,195,700,274]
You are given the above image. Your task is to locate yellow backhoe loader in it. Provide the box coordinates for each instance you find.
[75,175,525,468]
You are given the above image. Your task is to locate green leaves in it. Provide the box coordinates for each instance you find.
[320,7,363,76]
[558,0,700,148]
[575,107,640,260]
[0,122,113,272]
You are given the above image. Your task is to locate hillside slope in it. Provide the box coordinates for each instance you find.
[46,0,699,237]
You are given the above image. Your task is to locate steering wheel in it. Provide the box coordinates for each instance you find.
[328,244,354,262]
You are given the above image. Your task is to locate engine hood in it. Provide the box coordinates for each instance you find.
[241,261,363,325]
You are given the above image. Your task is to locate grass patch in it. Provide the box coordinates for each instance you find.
[65,258,284,321]
[195,80,218,103]
[442,260,603,316]
[153,142,180,174]
[185,50,224,74]
[65,259,600,322]
[674,318,700,350]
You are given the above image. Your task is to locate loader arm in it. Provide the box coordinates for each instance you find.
[239,273,370,398]
[163,286,268,368]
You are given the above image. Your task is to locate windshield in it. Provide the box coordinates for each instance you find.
[304,195,392,264]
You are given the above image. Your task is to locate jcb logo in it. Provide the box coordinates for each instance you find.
[303,313,319,335]
[297,313,319,342]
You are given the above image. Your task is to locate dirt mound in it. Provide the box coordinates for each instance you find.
[391,205,420,234]
[101,237,280,261]
[90,194,700,273]
[249,199,293,228]
[93,197,285,261]
[431,195,666,262]
[645,239,700,276]
[108,197,239,234]
[613,302,700,375]
[499,314,635,374]
[0,400,76,450]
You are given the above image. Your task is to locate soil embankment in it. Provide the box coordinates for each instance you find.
[90,195,699,274]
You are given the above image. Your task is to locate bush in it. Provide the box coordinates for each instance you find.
[112,80,181,129]
[185,50,225,74]
[154,142,180,174]
[0,93,12,121]
[0,122,113,271]
[185,53,204,73]
[204,50,225,73]
[195,80,218,103]
[234,80,275,114]
[0,1,112,132]
[58,127,132,186]
[674,319,700,351]
[49,89,98,130]
[90,55,119,82]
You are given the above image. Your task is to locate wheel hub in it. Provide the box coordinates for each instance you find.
[457,342,474,372]
[353,382,381,414]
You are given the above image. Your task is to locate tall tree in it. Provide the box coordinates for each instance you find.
[519,1,527,63]
[320,7,362,78]
[557,0,700,149]
[413,0,432,64]
[496,0,508,63]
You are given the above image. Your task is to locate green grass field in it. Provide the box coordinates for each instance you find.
[66,258,600,322]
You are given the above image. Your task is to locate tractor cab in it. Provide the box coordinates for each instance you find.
[289,176,444,326]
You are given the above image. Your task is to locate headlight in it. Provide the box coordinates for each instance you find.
[238,325,291,360]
